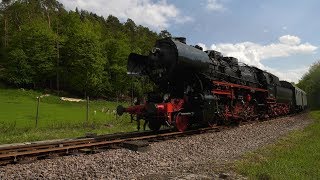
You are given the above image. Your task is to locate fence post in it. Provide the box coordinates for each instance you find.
[116,92,118,121]
[86,96,89,125]
[35,96,40,128]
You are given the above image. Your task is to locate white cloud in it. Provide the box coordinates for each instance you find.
[279,35,301,45]
[200,35,317,82]
[206,0,225,11]
[265,66,308,83]
[58,0,191,29]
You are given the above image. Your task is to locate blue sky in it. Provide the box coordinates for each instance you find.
[59,0,319,82]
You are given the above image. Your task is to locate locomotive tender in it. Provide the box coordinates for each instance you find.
[117,37,307,131]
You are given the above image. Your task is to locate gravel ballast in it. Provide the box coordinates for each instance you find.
[0,113,312,179]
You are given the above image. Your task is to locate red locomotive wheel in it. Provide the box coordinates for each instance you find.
[175,113,189,132]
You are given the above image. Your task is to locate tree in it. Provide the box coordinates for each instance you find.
[0,0,13,47]
[159,30,172,39]
[0,0,168,98]
[297,61,320,109]
[5,20,57,88]
[105,15,122,32]
[6,49,32,86]
[62,14,105,96]
[103,34,131,97]
[39,0,64,28]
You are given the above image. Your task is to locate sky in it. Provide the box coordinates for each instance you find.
[58,0,319,83]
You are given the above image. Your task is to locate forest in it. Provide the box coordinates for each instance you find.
[0,0,172,99]
[297,61,320,109]
[1,1,319,109]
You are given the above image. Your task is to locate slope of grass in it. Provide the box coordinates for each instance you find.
[0,88,136,144]
[236,111,320,179]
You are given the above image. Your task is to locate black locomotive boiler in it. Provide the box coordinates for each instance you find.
[117,37,307,131]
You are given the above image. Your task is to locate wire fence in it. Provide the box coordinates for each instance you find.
[0,92,133,132]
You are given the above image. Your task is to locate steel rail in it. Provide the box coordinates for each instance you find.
[0,130,164,153]
[0,113,304,166]
[0,127,217,165]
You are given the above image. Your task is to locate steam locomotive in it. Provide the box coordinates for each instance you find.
[117,37,307,131]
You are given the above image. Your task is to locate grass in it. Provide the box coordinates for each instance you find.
[0,88,136,144]
[235,111,320,179]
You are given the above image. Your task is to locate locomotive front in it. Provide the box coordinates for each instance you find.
[128,37,211,94]
[118,37,215,131]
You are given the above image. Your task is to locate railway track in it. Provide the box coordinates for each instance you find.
[0,113,301,166]
[0,126,219,166]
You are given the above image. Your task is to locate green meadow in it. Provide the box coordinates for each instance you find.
[0,88,136,144]
[236,111,320,179]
